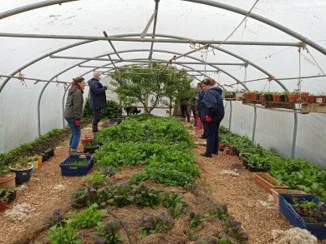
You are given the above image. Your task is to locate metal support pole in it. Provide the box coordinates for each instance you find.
[291,111,298,158]
[103,31,123,60]
[148,0,160,63]
[229,101,232,130]
[0,32,300,46]
[252,105,257,143]
[51,55,246,66]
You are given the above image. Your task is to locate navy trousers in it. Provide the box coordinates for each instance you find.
[204,120,221,155]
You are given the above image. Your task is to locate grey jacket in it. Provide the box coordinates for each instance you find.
[64,87,84,120]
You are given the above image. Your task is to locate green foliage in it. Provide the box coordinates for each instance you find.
[94,115,198,188]
[0,128,65,166]
[85,171,106,188]
[96,219,124,244]
[161,192,188,218]
[83,99,121,120]
[97,183,134,207]
[270,159,326,201]
[131,183,161,208]
[72,186,97,209]
[111,63,194,114]
[49,225,81,244]
[139,211,175,236]
[189,212,204,228]
[68,204,106,229]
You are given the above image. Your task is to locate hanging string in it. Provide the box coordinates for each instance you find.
[306,48,326,76]
[298,47,302,94]
[216,0,260,49]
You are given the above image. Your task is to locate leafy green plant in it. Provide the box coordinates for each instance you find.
[97,183,133,207]
[96,219,124,244]
[85,172,106,188]
[139,211,175,236]
[44,209,65,228]
[292,199,326,223]
[72,186,97,209]
[0,165,11,178]
[161,192,188,218]
[49,225,81,244]
[189,212,204,228]
[131,183,161,208]
[68,204,106,229]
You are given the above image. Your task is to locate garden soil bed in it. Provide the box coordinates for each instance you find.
[0,124,93,244]
[1,122,325,244]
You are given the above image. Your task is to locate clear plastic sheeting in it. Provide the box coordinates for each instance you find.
[0,0,326,155]
[222,102,326,168]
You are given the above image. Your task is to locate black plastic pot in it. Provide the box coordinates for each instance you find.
[264,94,273,102]
[255,94,261,101]
[83,145,99,154]
[280,95,288,102]
[0,190,16,203]
[41,148,54,162]
[10,164,33,185]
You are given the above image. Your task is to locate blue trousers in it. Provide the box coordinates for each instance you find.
[66,118,81,150]
[204,120,221,155]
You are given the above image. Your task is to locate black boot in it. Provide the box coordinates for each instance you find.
[200,152,212,158]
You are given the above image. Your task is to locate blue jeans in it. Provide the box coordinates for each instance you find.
[66,118,81,150]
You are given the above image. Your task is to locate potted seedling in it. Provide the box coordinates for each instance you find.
[0,188,16,203]
[280,91,289,102]
[0,165,16,189]
[272,92,281,102]
[288,90,300,103]
[81,134,94,146]
[0,196,8,212]
[9,156,33,185]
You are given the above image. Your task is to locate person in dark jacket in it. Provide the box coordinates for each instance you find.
[200,78,224,158]
[88,71,107,133]
[180,97,190,122]
[64,76,86,152]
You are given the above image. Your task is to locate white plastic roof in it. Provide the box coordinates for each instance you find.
[1,0,326,152]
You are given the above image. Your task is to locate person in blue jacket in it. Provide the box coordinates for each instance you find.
[87,71,107,133]
[200,78,224,158]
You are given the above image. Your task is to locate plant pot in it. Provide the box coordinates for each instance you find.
[0,199,8,212]
[0,190,16,204]
[0,173,16,189]
[255,94,261,101]
[308,96,317,104]
[270,189,306,207]
[264,94,272,102]
[218,144,225,151]
[81,135,94,146]
[10,163,33,185]
[280,94,288,102]
[288,94,299,103]
[83,144,99,154]
[298,92,310,103]
[253,172,288,193]
[272,94,281,102]
[259,95,265,103]
[41,148,54,162]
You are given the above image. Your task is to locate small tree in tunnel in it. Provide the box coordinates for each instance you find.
[110,63,194,114]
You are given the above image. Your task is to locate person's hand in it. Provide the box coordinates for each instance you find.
[103,86,108,90]
[205,115,212,123]
[75,119,81,126]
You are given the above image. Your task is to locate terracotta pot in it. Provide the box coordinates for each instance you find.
[253,172,288,193]
[218,144,225,151]
[270,188,306,207]
[259,95,265,102]
[308,95,317,104]
[272,94,281,102]
[0,198,8,212]
[288,94,299,103]
[81,135,94,145]
[0,173,16,189]
[298,92,310,102]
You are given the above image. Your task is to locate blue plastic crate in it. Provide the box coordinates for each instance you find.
[60,154,93,176]
[279,194,326,239]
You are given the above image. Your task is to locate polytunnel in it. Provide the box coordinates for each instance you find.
[1,0,326,242]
